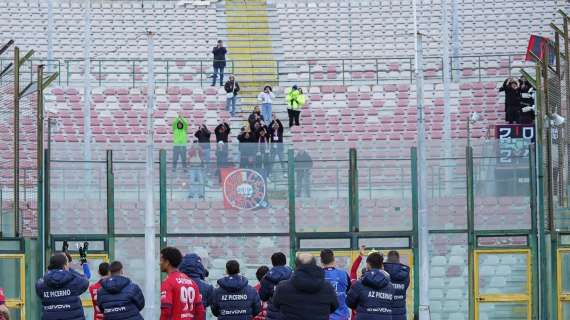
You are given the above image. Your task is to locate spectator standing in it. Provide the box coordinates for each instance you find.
[0,288,9,320]
[320,249,351,320]
[188,142,205,199]
[271,253,339,320]
[212,40,227,87]
[499,77,521,124]
[225,75,240,117]
[248,106,265,133]
[519,77,535,124]
[35,253,90,320]
[258,86,276,123]
[211,260,261,319]
[172,114,189,172]
[268,115,286,179]
[194,123,212,169]
[286,85,305,127]
[215,120,231,182]
[97,261,145,320]
[254,266,270,320]
[346,252,394,320]
[383,251,410,320]
[295,150,313,197]
[89,262,111,320]
[259,252,292,320]
[238,127,256,168]
[159,247,205,320]
[215,121,231,143]
[256,126,272,181]
[179,253,214,310]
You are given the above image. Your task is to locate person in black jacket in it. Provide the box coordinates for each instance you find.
[238,127,256,168]
[383,251,410,320]
[97,261,145,320]
[179,253,214,309]
[268,115,286,179]
[271,253,338,320]
[346,252,394,320]
[215,121,231,143]
[195,123,212,172]
[211,260,261,319]
[225,75,240,117]
[212,40,227,87]
[499,77,521,124]
[259,252,293,320]
[36,253,90,320]
[295,150,313,197]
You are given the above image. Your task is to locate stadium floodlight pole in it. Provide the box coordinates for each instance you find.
[144,30,157,320]
[441,0,453,191]
[412,0,430,316]
[450,0,461,80]
[82,0,93,180]
[47,0,54,73]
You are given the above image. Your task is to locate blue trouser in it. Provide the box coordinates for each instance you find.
[261,103,272,123]
[226,96,237,116]
[188,166,205,198]
[212,66,224,86]
[172,146,187,171]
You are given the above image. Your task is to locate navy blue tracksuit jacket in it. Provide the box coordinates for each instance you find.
[36,269,90,320]
[259,265,292,320]
[346,269,395,320]
[97,275,145,320]
[383,263,410,320]
[212,275,261,319]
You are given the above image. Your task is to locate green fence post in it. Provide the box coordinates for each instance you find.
[106,150,115,261]
[410,147,420,319]
[44,149,51,263]
[26,238,40,320]
[288,149,296,267]
[160,149,167,250]
[349,148,359,233]
[466,146,475,320]
[534,64,549,320]
[528,145,540,320]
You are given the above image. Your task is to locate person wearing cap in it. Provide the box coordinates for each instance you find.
[36,253,90,320]
[0,288,9,320]
[179,253,214,309]
[285,85,305,128]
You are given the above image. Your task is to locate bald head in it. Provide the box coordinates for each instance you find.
[295,253,317,267]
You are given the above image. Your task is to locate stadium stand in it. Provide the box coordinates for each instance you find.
[0,0,555,318]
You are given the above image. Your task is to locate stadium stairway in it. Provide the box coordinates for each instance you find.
[219,0,280,114]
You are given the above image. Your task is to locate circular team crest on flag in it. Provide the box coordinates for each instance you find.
[223,169,266,210]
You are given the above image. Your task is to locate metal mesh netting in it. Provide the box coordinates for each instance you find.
[0,47,38,237]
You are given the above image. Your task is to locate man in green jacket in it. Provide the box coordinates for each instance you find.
[286,85,305,128]
[172,113,189,172]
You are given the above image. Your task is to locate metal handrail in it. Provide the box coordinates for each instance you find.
[0,53,533,88]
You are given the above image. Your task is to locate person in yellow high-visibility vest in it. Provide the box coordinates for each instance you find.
[286,85,306,128]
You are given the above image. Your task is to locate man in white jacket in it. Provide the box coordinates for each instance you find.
[258,86,275,123]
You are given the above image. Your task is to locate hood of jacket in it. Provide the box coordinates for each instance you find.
[179,254,207,280]
[265,265,292,285]
[361,269,391,290]
[291,263,326,294]
[383,263,410,282]
[217,275,249,293]
[44,269,75,289]
[101,275,131,294]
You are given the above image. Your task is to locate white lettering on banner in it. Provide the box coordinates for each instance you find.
[44,304,71,310]
[392,283,406,290]
[366,307,392,313]
[367,291,393,300]
[221,294,248,301]
[221,309,247,315]
[43,289,72,298]
[104,306,127,313]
